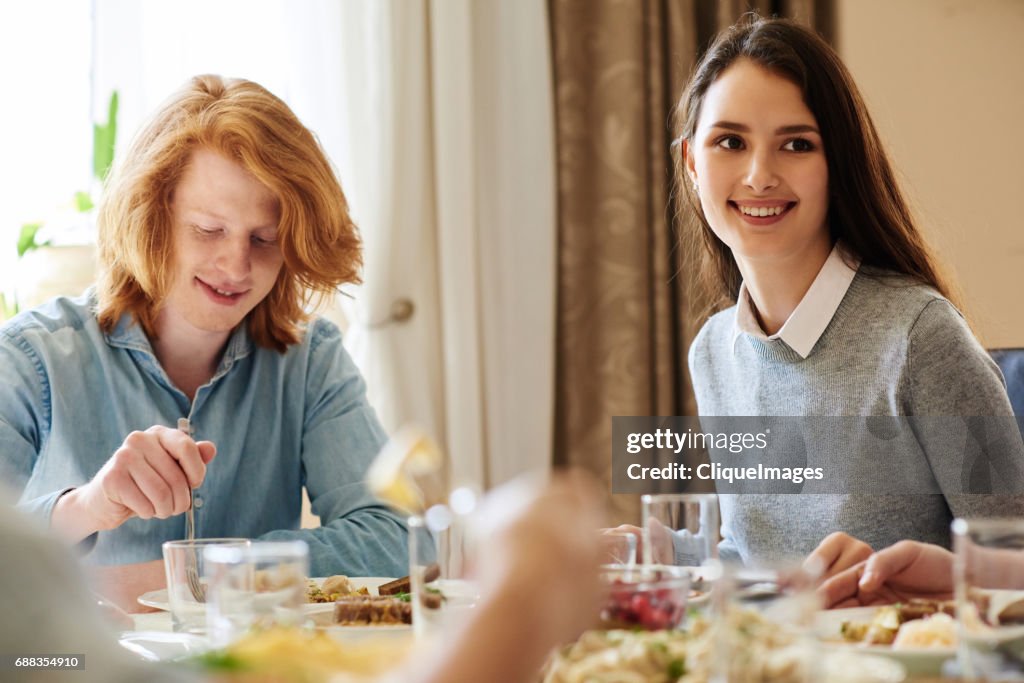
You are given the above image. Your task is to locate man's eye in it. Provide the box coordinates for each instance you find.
[716,136,744,150]
[783,138,815,152]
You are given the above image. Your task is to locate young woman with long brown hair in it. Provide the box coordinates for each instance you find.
[678,15,1024,577]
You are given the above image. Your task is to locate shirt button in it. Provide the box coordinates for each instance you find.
[194,496,204,509]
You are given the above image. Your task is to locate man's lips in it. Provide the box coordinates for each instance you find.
[196,278,249,301]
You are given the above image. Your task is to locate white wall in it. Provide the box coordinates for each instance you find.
[837,0,1024,347]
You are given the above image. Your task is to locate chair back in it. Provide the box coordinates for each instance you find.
[990,349,1024,432]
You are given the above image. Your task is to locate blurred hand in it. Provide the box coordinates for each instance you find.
[818,541,954,609]
[805,531,873,581]
[475,471,606,644]
[413,472,606,683]
[54,425,216,540]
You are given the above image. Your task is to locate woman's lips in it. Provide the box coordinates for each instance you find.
[730,201,796,226]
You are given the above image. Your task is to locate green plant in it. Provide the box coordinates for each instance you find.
[16,90,118,259]
[93,91,118,182]
[0,291,15,320]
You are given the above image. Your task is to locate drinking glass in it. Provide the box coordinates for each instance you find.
[953,518,1024,680]
[162,538,250,634]
[600,529,639,567]
[409,490,480,640]
[204,540,310,647]
[711,559,822,682]
[641,493,721,593]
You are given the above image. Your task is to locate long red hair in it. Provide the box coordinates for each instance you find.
[96,74,362,351]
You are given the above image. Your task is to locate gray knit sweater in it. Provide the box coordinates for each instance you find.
[688,269,1024,563]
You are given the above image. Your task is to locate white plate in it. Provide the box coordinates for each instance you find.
[138,576,396,613]
[820,650,906,683]
[118,631,209,662]
[815,607,955,677]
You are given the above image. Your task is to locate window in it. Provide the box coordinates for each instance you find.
[1,0,353,314]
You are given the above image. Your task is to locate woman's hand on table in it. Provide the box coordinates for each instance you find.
[52,425,216,541]
[805,531,873,581]
[818,540,954,608]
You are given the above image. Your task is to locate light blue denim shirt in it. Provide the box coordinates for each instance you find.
[0,293,409,577]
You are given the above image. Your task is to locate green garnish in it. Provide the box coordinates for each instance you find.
[667,657,686,679]
[190,650,248,672]
[393,592,412,602]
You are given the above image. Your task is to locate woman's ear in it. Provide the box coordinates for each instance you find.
[682,139,699,191]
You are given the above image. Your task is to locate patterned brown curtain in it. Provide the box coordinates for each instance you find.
[550,0,833,524]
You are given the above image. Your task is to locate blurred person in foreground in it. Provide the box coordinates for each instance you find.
[0,473,605,683]
[0,75,409,610]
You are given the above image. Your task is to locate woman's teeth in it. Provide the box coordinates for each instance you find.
[738,205,786,217]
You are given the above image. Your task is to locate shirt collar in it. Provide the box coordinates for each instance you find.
[105,313,254,364]
[731,243,860,359]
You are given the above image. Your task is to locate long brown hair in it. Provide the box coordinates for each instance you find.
[675,14,959,315]
[96,74,363,351]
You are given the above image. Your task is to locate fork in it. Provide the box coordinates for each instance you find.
[178,417,205,602]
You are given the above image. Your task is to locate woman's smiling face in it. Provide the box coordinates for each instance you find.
[685,58,830,268]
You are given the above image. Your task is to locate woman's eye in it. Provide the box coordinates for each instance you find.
[783,138,815,152]
[252,236,277,247]
[716,135,744,150]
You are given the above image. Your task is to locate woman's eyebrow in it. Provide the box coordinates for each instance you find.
[707,121,820,135]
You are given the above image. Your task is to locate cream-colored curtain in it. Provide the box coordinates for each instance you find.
[337,0,557,491]
[549,0,829,524]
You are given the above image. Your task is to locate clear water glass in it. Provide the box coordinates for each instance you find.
[204,540,310,647]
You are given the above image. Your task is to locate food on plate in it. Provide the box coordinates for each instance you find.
[306,575,370,603]
[377,575,411,596]
[378,565,440,596]
[839,599,956,648]
[253,566,304,593]
[544,608,811,683]
[840,606,901,645]
[334,595,413,625]
[891,613,955,649]
[193,625,411,681]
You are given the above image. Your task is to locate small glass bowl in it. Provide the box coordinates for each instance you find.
[599,564,691,630]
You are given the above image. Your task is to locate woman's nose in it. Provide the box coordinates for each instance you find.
[743,150,780,193]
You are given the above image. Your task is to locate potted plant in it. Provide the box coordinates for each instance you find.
[10,92,118,315]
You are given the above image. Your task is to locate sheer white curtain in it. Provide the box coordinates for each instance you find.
[336,0,557,490]
[92,0,556,490]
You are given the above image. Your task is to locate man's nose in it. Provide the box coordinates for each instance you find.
[215,238,251,281]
